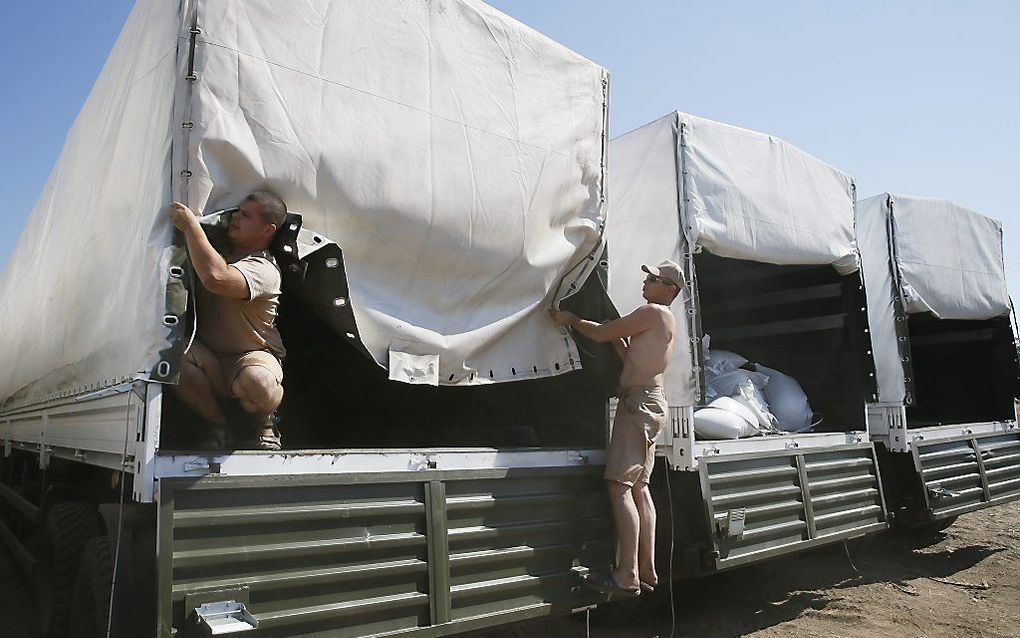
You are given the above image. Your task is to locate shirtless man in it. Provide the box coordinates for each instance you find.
[168,192,288,451]
[550,260,681,596]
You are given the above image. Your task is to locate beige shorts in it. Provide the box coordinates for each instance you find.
[605,385,667,486]
[185,341,283,398]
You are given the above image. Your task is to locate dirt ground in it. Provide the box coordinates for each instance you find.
[504,501,1020,638]
[2,502,1018,637]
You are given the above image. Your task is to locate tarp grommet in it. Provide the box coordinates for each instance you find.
[333,297,346,307]
[168,266,184,278]
[325,257,339,269]
[156,361,171,378]
[162,315,179,327]
[179,170,192,179]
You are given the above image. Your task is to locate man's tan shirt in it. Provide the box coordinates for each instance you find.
[196,252,285,360]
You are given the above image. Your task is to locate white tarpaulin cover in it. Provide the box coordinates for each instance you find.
[606,112,859,407]
[857,193,1011,403]
[0,0,608,410]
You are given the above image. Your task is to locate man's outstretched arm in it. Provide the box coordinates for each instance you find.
[168,202,250,299]
[549,306,655,343]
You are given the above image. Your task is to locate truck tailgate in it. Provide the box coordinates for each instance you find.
[158,465,611,637]
[913,430,1020,520]
[700,443,888,571]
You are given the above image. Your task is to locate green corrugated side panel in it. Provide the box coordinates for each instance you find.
[915,431,1020,519]
[159,466,610,638]
[701,443,888,571]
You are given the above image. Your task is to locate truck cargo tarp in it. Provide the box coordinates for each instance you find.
[857,193,1011,403]
[0,0,609,410]
[606,112,858,407]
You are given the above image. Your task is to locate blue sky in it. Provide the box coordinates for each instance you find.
[2,1,1018,289]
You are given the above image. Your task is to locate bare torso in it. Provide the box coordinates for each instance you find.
[619,304,676,387]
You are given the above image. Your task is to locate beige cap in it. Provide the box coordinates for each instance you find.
[641,260,684,288]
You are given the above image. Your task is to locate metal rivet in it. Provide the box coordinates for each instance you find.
[325,257,339,269]
[333,297,346,307]
[345,332,356,339]
[283,245,293,253]
[289,224,298,231]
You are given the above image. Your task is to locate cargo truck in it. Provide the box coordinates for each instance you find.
[856,194,1020,530]
[0,1,619,636]
[605,112,889,578]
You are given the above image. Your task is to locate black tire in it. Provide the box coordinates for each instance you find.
[896,514,959,537]
[68,536,114,638]
[35,502,102,638]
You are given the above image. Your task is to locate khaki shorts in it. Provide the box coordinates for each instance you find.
[185,341,283,398]
[605,385,667,486]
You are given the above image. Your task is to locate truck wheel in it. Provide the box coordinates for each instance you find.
[896,514,959,538]
[35,502,101,638]
[68,536,114,638]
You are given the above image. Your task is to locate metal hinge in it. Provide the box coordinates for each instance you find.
[716,508,746,539]
[928,485,962,501]
[191,601,258,634]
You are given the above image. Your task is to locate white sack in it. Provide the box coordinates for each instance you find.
[755,364,813,432]
[705,347,748,376]
[706,369,769,404]
[693,397,759,440]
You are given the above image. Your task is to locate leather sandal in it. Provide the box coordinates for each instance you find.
[256,424,282,451]
[582,572,640,598]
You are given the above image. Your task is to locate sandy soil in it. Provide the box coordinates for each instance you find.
[504,501,1020,638]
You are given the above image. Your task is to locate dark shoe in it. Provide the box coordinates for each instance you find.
[582,572,640,598]
[197,423,231,451]
[254,413,283,451]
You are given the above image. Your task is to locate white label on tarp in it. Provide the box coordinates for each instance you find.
[388,351,440,386]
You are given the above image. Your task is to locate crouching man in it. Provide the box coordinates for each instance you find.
[550,260,681,597]
[168,191,288,451]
